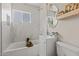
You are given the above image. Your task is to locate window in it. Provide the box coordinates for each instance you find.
[13,10,31,24]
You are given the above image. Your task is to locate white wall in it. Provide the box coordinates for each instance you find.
[40,4,48,36]
[11,3,40,42]
[2,3,12,51]
[0,4,2,56]
[53,4,79,47]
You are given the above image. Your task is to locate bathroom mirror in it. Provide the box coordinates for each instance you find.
[47,4,58,28]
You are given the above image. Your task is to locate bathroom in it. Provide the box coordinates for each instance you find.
[1,3,79,56]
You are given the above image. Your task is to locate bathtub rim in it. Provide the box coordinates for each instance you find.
[3,40,39,53]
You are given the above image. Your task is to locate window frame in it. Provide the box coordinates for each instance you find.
[12,9,32,24]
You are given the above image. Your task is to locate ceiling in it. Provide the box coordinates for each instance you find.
[25,3,41,8]
[25,3,65,11]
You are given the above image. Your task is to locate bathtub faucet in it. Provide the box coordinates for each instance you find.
[26,38,33,47]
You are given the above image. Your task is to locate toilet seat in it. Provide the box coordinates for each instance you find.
[56,41,79,56]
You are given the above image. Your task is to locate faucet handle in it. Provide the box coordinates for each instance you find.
[52,32,58,35]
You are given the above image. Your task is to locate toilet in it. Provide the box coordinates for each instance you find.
[56,41,79,56]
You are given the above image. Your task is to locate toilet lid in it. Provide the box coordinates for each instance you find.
[56,41,79,55]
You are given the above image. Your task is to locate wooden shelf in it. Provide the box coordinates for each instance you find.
[57,8,79,20]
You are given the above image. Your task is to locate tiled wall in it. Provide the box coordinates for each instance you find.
[11,3,40,42]
[0,4,2,56]
[2,3,12,51]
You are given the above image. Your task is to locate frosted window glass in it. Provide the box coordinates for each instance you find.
[23,13,31,23]
[14,11,23,23]
[13,10,31,24]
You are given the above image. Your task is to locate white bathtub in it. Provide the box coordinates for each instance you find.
[3,40,39,56]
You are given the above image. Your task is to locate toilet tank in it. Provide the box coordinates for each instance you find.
[56,41,79,56]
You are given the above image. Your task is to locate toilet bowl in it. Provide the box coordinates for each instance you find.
[56,41,79,56]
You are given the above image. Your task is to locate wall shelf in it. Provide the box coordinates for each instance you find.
[57,8,79,20]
